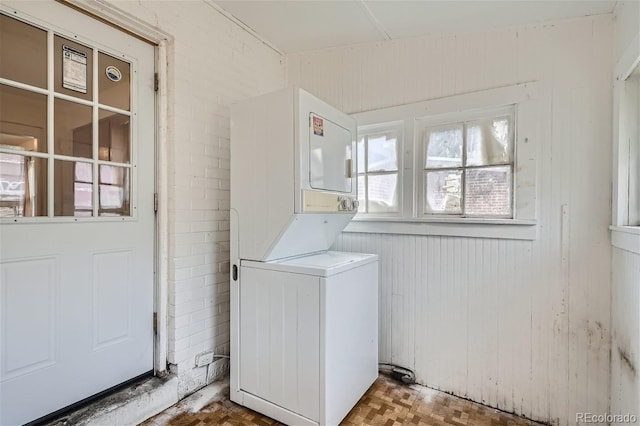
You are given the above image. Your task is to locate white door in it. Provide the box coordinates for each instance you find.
[0,2,155,424]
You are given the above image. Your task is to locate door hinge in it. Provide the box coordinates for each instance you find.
[154,72,159,92]
[154,192,158,213]
[153,312,158,335]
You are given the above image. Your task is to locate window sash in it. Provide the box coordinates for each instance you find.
[357,124,402,215]
[420,109,515,218]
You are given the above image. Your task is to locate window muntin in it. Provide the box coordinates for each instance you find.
[422,108,515,218]
[356,123,402,214]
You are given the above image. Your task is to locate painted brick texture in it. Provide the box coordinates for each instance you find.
[108,0,285,397]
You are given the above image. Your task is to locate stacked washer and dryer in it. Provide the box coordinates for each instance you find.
[230,88,379,426]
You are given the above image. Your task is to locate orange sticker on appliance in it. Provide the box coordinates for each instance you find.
[313,116,324,136]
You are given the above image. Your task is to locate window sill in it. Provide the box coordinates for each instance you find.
[610,225,640,254]
[345,217,537,240]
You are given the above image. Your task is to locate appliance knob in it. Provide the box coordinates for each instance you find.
[352,200,359,211]
[340,198,350,211]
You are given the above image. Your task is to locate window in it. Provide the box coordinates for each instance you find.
[421,107,514,218]
[348,82,539,240]
[357,123,402,214]
[0,13,134,221]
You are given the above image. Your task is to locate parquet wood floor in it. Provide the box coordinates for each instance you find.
[142,374,543,426]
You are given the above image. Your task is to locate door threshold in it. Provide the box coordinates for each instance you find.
[35,373,179,426]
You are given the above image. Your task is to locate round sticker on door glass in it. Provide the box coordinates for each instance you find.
[105,66,122,82]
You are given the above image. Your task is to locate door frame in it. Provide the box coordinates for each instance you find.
[56,0,174,375]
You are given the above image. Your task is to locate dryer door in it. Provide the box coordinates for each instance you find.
[308,113,353,193]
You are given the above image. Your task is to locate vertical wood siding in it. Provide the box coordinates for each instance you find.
[288,16,614,425]
[611,247,640,424]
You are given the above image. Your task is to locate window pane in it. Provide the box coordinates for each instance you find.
[99,110,130,163]
[74,182,93,209]
[357,175,365,213]
[0,14,47,89]
[368,133,397,172]
[75,162,92,183]
[464,166,512,216]
[425,170,462,214]
[425,124,462,168]
[357,137,365,173]
[0,84,47,153]
[99,52,131,111]
[367,174,398,213]
[54,98,92,158]
[54,160,93,217]
[99,165,130,216]
[466,116,512,166]
[54,36,93,101]
[0,154,47,217]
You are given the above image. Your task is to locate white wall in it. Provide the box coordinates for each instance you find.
[614,1,639,63]
[106,0,285,398]
[288,15,613,426]
[611,1,640,422]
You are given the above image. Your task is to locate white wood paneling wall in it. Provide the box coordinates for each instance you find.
[611,247,640,423]
[288,16,613,426]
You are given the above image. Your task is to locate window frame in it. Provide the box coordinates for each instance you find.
[611,27,640,254]
[348,82,539,240]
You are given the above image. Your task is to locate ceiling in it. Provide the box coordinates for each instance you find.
[212,0,618,53]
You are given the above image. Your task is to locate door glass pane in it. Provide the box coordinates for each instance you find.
[425,170,462,214]
[54,98,92,158]
[0,14,47,89]
[54,35,93,101]
[368,133,397,172]
[0,84,47,153]
[99,110,130,163]
[464,166,512,217]
[466,116,512,166]
[99,165,130,216]
[98,52,131,111]
[0,153,47,217]
[367,174,398,213]
[54,159,93,216]
[425,124,463,168]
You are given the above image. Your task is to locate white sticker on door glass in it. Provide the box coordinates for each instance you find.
[105,66,122,82]
[62,45,87,93]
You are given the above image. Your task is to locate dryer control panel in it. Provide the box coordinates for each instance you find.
[302,190,359,213]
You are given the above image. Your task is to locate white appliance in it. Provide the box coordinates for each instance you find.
[230,88,379,425]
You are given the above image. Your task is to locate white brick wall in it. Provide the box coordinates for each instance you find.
[108,0,285,398]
